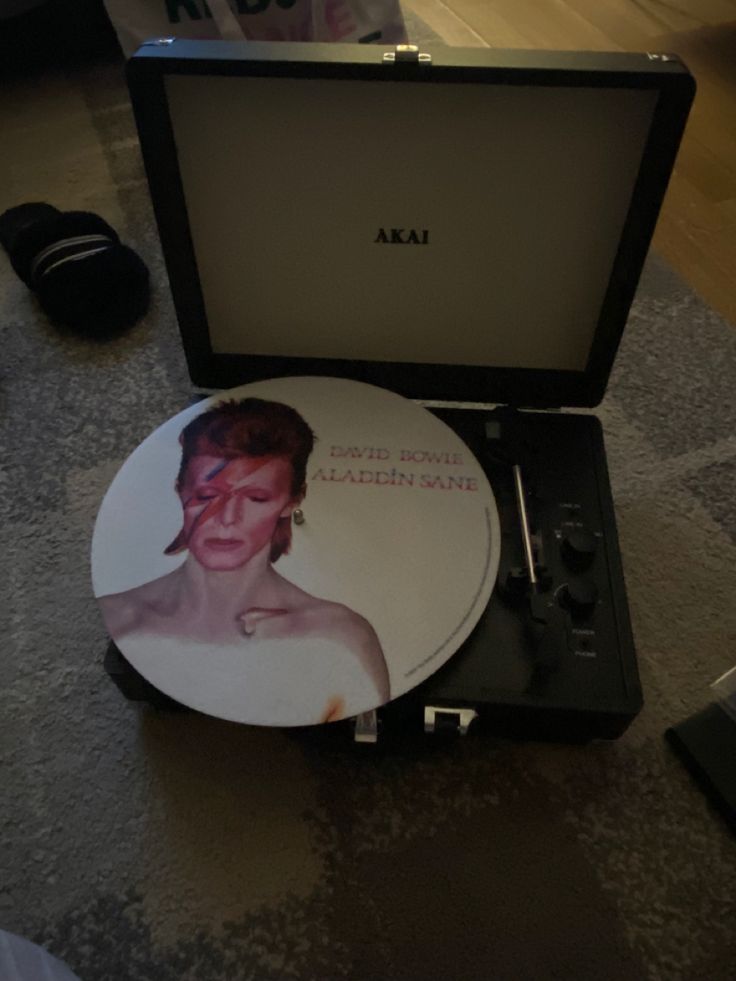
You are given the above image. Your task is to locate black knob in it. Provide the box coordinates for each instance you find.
[560,528,597,571]
[559,578,599,619]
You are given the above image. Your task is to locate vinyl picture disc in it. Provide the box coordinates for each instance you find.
[92,377,500,725]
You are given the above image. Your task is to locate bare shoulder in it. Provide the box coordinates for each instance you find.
[278,580,377,649]
[97,575,176,640]
[302,598,391,701]
[97,589,146,640]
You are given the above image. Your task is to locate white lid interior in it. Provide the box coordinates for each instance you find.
[166,73,657,373]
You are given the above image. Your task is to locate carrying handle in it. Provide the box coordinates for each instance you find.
[208,0,249,41]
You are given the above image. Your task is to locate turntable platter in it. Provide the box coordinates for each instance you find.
[92,377,500,725]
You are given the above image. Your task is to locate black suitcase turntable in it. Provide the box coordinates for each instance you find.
[100,39,695,743]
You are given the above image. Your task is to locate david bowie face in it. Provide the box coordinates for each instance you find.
[178,454,296,571]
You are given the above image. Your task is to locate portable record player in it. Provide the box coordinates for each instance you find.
[98,39,695,743]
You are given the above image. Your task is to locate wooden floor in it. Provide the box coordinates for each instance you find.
[404,0,736,327]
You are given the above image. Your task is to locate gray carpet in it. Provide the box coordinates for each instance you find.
[2,18,736,981]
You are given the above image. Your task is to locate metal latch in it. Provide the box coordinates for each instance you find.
[143,37,177,46]
[424,706,478,735]
[383,44,432,65]
[354,709,379,743]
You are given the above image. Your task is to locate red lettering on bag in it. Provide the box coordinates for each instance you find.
[325,0,356,39]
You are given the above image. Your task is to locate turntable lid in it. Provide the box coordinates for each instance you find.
[127,42,694,407]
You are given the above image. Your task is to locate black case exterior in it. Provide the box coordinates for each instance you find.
[110,42,695,741]
[126,41,695,408]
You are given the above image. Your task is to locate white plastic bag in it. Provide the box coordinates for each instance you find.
[104,0,407,57]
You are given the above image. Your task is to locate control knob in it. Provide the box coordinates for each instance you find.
[560,528,597,571]
[559,578,599,619]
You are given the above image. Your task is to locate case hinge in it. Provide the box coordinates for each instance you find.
[424,706,478,736]
[353,709,379,743]
[383,44,432,65]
